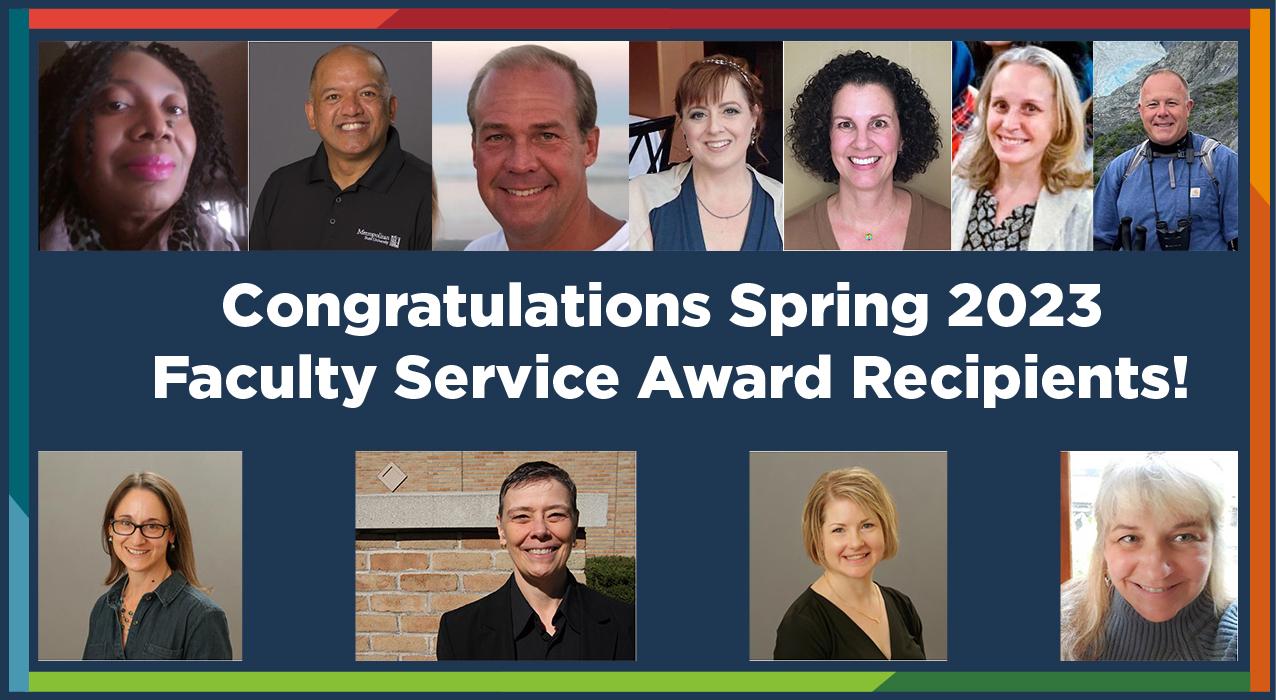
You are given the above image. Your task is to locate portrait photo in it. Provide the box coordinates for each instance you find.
[951,41,1094,251]
[354,451,636,661]
[1091,41,1239,251]
[628,41,784,251]
[431,42,630,250]
[37,451,243,660]
[783,42,952,251]
[37,41,248,250]
[749,451,947,660]
[1060,451,1239,661]
[247,42,434,250]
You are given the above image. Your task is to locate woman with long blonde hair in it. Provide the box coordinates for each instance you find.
[1060,454,1237,660]
[952,45,1092,251]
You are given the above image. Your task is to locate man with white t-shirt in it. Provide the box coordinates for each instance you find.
[465,45,627,251]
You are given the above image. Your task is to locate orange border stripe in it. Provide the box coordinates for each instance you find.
[1249,8,1272,693]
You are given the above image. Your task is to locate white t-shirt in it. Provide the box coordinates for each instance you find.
[465,223,630,251]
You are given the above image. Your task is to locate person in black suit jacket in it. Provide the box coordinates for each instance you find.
[436,461,635,660]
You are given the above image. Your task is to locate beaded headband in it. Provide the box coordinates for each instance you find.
[699,57,752,85]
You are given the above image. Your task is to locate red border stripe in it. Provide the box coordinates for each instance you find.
[28,8,397,29]
[28,7,1250,30]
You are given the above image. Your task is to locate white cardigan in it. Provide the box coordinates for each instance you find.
[950,177,1093,251]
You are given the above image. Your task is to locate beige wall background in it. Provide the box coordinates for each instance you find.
[783,42,952,215]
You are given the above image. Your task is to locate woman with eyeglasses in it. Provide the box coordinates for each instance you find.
[83,472,231,659]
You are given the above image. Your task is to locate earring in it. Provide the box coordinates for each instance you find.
[1103,574,1111,588]
[750,128,758,145]
[169,542,175,550]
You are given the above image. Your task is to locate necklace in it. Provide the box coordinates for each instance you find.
[839,190,899,241]
[696,190,753,219]
[823,574,882,624]
[118,569,172,628]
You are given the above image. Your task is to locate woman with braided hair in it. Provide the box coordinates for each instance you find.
[39,42,245,250]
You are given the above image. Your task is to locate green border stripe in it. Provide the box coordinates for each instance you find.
[28,671,1254,693]
[31,672,891,693]
[878,671,1250,693]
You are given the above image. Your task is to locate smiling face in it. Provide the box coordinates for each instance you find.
[828,82,902,193]
[1103,507,1212,622]
[985,62,1057,173]
[1138,72,1194,146]
[682,77,757,174]
[471,65,598,244]
[72,50,196,225]
[820,497,885,580]
[109,487,174,580]
[497,478,577,586]
[305,47,397,164]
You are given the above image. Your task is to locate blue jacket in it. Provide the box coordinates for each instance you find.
[1094,133,1239,251]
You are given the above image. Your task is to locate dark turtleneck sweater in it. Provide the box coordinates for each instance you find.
[1101,590,1238,661]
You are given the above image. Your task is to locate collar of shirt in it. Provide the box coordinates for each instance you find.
[306,125,406,194]
[106,570,190,610]
[509,574,581,640]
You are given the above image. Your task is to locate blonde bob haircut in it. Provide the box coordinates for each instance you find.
[955,45,1090,194]
[801,467,899,567]
[1060,454,1231,661]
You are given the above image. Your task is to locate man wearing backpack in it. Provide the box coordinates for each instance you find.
[1094,69,1239,251]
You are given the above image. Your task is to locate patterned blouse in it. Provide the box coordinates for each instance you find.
[961,188,1036,251]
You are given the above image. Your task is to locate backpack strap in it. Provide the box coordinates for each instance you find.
[1197,137,1220,185]
[1122,140,1150,183]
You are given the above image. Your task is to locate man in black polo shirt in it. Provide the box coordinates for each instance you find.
[436,462,635,660]
[249,45,433,250]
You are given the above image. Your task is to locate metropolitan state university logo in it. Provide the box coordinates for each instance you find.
[356,227,400,249]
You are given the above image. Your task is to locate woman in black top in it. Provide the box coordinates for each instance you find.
[83,472,231,660]
[774,468,925,660]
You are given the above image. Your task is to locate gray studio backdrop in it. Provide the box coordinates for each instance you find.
[37,452,243,660]
[247,42,433,225]
[749,452,948,660]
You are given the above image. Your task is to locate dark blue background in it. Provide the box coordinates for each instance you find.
[10,9,1265,694]
[26,251,1252,674]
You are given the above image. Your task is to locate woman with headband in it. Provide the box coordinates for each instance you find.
[630,54,783,251]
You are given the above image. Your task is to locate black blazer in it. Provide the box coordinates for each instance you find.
[436,574,634,660]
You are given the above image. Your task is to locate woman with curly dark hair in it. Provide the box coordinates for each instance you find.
[39,42,245,250]
[785,50,948,250]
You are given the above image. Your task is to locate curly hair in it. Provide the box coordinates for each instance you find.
[787,50,941,184]
[38,41,242,247]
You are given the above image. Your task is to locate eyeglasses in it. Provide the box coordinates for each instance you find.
[109,519,172,539]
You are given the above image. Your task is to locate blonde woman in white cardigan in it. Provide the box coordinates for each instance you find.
[951,46,1092,251]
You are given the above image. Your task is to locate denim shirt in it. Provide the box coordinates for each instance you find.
[83,571,232,660]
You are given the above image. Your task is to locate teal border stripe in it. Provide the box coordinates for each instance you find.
[7,7,31,695]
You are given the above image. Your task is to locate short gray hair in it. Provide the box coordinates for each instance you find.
[466,44,597,137]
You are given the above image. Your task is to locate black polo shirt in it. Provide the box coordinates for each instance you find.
[249,127,432,250]
[509,577,583,660]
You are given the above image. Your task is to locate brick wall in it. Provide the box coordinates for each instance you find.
[355,451,636,557]
[354,529,587,661]
[354,451,633,662]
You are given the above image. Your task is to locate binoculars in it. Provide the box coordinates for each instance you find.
[1099,216,1191,251]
